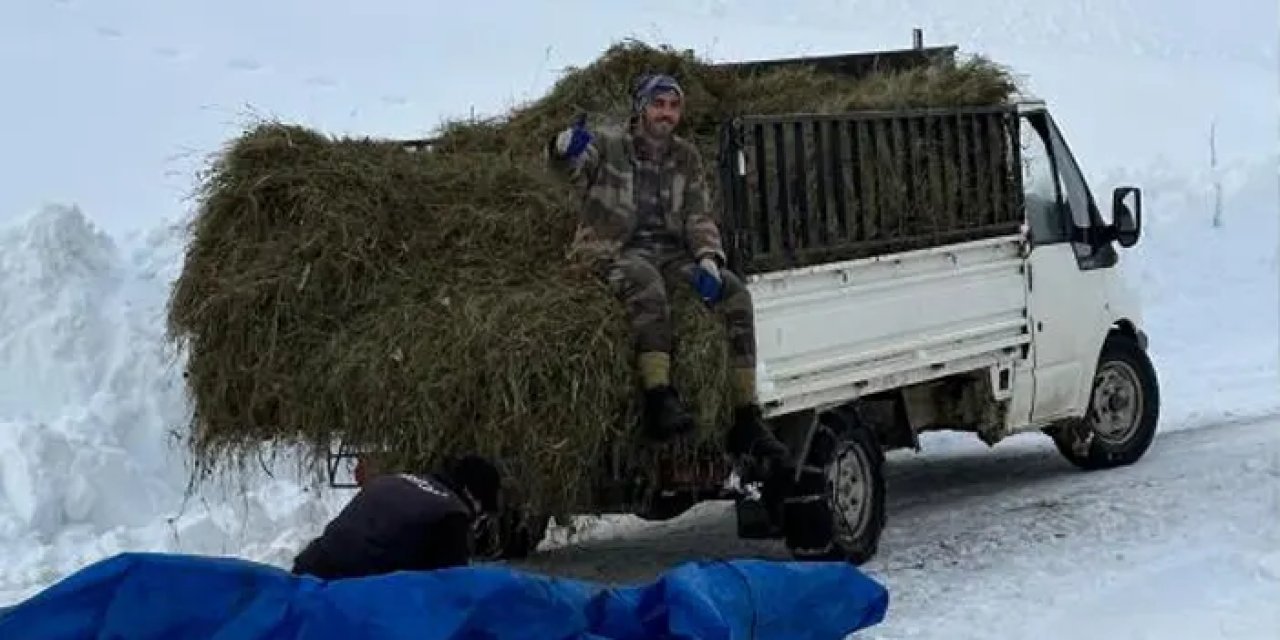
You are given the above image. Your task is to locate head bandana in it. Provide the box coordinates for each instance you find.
[632,73,685,113]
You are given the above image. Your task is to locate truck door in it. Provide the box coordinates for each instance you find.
[1020,112,1116,424]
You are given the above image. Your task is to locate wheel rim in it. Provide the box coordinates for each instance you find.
[1089,360,1144,445]
[828,441,874,548]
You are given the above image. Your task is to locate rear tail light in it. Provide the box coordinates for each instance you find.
[354,456,368,487]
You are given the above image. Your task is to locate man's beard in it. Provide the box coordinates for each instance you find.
[643,117,676,140]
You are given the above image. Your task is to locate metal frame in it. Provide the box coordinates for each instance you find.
[718,106,1025,276]
[325,446,362,489]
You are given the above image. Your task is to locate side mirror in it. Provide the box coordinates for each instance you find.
[1111,186,1142,248]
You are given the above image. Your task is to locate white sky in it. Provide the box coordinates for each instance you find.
[2,0,1276,236]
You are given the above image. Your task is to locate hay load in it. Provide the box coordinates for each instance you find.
[167,40,1019,519]
[432,40,1016,159]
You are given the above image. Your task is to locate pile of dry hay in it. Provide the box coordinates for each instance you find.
[167,40,1018,520]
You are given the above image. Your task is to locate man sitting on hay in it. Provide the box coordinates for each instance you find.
[546,73,791,470]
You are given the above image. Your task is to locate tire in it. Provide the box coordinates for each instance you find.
[785,408,887,565]
[1052,332,1161,470]
[476,508,549,561]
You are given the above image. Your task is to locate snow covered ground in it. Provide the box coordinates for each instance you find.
[518,416,1280,639]
[2,0,1278,637]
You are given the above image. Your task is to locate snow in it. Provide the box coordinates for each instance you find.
[2,0,1279,637]
[516,419,1280,638]
[0,204,352,600]
[1131,159,1280,432]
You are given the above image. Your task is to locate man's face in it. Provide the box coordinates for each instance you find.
[640,90,683,140]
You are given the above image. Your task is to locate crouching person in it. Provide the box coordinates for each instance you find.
[291,455,502,580]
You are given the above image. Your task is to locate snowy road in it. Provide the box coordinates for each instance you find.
[519,416,1280,638]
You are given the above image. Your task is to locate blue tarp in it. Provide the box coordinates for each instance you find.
[0,552,888,639]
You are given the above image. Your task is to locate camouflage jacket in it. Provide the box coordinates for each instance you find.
[548,122,726,271]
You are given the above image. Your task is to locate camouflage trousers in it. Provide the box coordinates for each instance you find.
[602,244,756,369]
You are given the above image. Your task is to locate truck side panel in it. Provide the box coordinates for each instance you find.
[750,234,1031,417]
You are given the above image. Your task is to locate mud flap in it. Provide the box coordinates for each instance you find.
[734,495,781,539]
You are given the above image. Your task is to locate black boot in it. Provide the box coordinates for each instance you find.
[727,404,792,466]
[644,385,696,441]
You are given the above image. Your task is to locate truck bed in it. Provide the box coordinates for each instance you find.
[720,104,1031,417]
[750,232,1030,417]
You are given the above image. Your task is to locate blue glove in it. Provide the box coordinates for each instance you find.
[691,258,723,304]
[558,114,592,161]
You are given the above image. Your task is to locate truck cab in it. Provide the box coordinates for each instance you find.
[1012,97,1149,433]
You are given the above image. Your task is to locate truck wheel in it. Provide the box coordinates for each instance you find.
[785,409,886,565]
[826,411,887,564]
[476,509,549,561]
[1052,333,1160,470]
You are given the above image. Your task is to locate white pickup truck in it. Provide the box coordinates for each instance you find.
[342,43,1158,565]
[713,47,1157,564]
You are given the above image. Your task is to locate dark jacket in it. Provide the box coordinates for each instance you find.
[291,472,476,580]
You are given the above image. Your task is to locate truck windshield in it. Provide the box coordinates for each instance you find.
[1021,111,1117,268]
[1019,114,1069,245]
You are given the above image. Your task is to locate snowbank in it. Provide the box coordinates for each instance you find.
[0,205,347,604]
[1124,156,1280,430]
